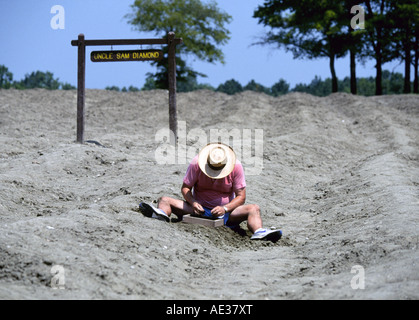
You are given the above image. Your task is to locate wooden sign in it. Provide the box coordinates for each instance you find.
[91,49,163,62]
[72,33,183,144]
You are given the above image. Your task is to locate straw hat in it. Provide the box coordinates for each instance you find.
[198,142,236,179]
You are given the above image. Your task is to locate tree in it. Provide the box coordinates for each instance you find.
[288,70,405,96]
[292,76,332,96]
[105,86,121,91]
[271,79,290,96]
[0,65,13,89]
[141,77,157,91]
[382,70,404,94]
[216,79,243,95]
[362,0,394,95]
[61,82,76,90]
[19,71,60,90]
[176,75,214,92]
[243,79,270,94]
[357,76,376,96]
[126,0,232,89]
[128,85,140,92]
[386,0,419,93]
[345,0,369,95]
[254,0,348,93]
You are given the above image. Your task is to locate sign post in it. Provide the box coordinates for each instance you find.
[168,32,177,146]
[77,34,86,144]
[71,33,183,144]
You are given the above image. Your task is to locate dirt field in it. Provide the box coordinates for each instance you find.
[0,88,418,299]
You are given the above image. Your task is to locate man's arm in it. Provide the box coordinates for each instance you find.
[211,187,246,217]
[181,182,204,215]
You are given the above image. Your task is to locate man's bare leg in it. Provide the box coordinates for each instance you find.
[157,196,193,218]
[228,204,262,233]
[157,199,263,231]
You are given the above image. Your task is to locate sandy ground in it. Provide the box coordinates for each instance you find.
[0,88,418,300]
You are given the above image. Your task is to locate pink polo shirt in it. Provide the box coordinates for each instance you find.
[183,155,246,208]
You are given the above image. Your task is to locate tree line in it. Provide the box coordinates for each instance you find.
[0,65,75,90]
[253,0,419,95]
[2,1,417,96]
[1,63,408,97]
[156,69,410,96]
[126,0,419,95]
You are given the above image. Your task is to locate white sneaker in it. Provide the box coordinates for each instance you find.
[251,228,282,242]
[139,203,170,222]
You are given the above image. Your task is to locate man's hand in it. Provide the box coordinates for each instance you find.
[211,206,226,217]
[192,202,204,215]
[182,183,204,216]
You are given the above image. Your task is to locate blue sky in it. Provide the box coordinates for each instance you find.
[0,0,404,90]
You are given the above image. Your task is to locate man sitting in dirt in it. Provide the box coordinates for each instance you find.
[140,142,282,242]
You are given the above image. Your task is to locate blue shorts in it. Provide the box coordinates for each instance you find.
[201,207,237,229]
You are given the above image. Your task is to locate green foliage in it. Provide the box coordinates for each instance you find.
[61,82,76,90]
[385,0,419,93]
[128,85,140,92]
[292,76,332,97]
[141,71,408,97]
[19,71,60,90]
[291,70,408,96]
[0,65,77,90]
[271,79,290,96]
[180,71,407,97]
[253,0,351,93]
[141,77,157,91]
[0,64,411,98]
[176,74,215,92]
[216,79,243,95]
[105,85,141,92]
[0,65,13,89]
[253,0,419,95]
[126,0,232,89]
[243,80,270,94]
[105,86,121,91]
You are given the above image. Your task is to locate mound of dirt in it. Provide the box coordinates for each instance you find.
[0,88,418,299]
